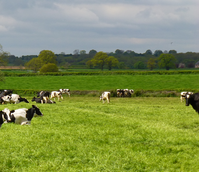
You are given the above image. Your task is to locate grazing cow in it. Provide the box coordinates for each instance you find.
[185,92,199,114]
[99,92,110,103]
[32,97,56,104]
[1,94,29,104]
[2,105,43,125]
[0,110,8,128]
[59,89,70,97]
[117,89,134,97]
[180,91,193,102]
[37,91,50,104]
[51,91,63,101]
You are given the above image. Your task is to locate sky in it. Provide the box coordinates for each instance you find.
[0,0,198,57]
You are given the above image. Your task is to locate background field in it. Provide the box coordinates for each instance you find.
[0,74,199,92]
[1,97,199,171]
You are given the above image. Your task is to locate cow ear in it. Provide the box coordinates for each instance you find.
[32,105,36,108]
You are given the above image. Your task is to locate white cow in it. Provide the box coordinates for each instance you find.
[180,91,193,102]
[59,89,70,97]
[50,91,63,101]
[99,92,110,103]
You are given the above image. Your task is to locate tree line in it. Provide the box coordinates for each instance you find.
[1,44,199,71]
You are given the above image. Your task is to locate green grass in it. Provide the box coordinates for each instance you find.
[0,74,199,91]
[1,97,199,171]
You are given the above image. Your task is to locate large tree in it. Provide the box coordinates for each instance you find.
[38,50,57,66]
[92,51,108,70]
[25,58,42,72]
[158,54,176,70]
[105,56,119,70]
[147,58,156,70]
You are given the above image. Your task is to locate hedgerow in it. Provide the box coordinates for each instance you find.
[2,70,199,77]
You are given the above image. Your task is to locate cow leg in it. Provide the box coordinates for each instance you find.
[21,121,31,125]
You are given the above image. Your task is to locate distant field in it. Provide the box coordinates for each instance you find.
[0,74,199,92]
[0,97,199,171]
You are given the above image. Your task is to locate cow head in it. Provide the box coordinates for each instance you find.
[18,97,29,103]
[32,105,43,117]
[185,93,192,106]
[0,111,9,128]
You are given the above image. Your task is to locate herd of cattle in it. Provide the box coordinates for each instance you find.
[0,89,70,128]
[0,88,199,129]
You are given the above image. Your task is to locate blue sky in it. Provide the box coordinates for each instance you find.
[0,0,198,57]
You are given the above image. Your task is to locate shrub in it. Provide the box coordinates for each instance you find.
[40,63,58,73]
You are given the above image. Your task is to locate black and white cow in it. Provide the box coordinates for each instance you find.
[117,89,124,97]
[59,89,70,97]
[1,94,29,104]
[185,92,199,114]
[50,91,63,101]
[32,97,56,104]
[180,91,193,102]
[37,91,50,104]
[99,92,110,103]
[2,105,43,125]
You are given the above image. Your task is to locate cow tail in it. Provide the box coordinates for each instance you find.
[108,93,110,103]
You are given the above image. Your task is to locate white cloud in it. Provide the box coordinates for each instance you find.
[0,0,198,56]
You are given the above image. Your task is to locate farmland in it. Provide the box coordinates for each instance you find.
[0,73,199,171]
[0,74,199,92]
[0,96,199,171]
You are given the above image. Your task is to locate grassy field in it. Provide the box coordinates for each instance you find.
[0,96,199,171]
[0,74,199,92]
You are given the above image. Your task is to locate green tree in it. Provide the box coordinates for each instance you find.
[158,54,176,70]
[145,49,153,55]
[154,50,163,57]
[147,58,156,70]
[92,51,108,70]
[40,63,58,73]
[25,58,42,72]
[0,44,9,66]
[118,62,125,69]
[134,61,145,69]
[86,60,93,69]
[105,56,119,70]
[38,50,57,66]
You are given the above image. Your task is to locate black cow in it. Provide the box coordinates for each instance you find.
[185,92,199,114]
[32,97,56,104]
[37,91,50,104]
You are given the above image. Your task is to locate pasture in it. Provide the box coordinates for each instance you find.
[0,74,199,92]
[1,96,199,171]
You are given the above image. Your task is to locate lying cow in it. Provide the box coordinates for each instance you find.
[2,105,43,125]
[37,91,50,104]
[32,97,56,104]
[59,89,70,97]
[51,91,63,101]
[1,94,29,104]
[99,91,110,103]
[185,92,199,114]
[180,91,193,102]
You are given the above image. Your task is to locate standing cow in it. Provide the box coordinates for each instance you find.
[99,92,110,103]
[185,92,199,114]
